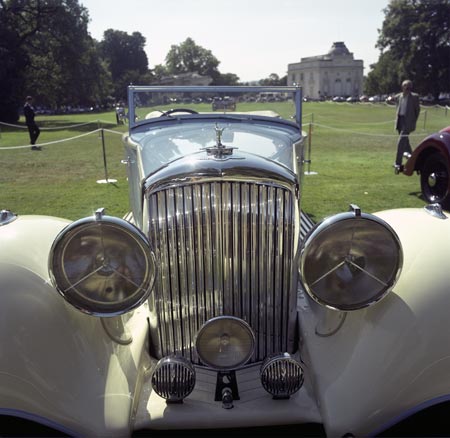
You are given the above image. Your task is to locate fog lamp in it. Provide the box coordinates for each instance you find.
[151,356,196,403]
[195,316,255,370]
[300,206,402,311]
[260,353,304,399]
[49,210,156,316]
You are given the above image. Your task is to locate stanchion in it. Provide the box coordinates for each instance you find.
[304,122,318,175]
[97,128,117,184]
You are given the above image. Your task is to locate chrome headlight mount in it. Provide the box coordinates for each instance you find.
[49,208,156,316]
[300,205,403,311]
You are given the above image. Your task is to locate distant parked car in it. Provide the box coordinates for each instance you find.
[359,95,369,102]
[420,95,435,105]
[332,96,345,102]
[212,96,236,111]
[385,95,398,105]
[399,126,450,208]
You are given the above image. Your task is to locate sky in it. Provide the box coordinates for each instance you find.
[80,0,391,82]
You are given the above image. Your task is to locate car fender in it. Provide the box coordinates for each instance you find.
[0,215,149,436]
[404,129,450,175]
[298,207,450,437]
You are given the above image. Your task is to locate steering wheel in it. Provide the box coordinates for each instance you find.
[159,108,198,117]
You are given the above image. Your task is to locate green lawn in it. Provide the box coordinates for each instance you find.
[1,102,449,223]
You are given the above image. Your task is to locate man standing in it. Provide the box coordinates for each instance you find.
[394,80,420,172]
[24,96,41,150]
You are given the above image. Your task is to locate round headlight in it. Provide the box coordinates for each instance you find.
[195,316,255,370]
[49,211,156,316]
[300,208,402,311]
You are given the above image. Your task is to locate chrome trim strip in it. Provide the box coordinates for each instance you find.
[0,209,17,226]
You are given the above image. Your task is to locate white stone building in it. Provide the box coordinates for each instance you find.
[287,42,364,100]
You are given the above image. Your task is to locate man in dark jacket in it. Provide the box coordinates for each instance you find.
[394,80,420,172]
[24,96,41,150]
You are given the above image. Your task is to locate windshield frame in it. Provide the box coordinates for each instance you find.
[126,85,303,129]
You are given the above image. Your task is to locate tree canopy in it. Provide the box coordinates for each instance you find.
[99,29,149,99]
[165,37,222,83]
[0,0,109,121]
[367,0,450,97]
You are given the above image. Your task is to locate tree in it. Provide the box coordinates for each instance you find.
[0,0,109,120]
[365,51,401,96]
[165,37,221,83]
[99,29,148,100]
[0,1,27,121]
[259,73,287,86]
[374,0,450,98]
[216,73,240,85]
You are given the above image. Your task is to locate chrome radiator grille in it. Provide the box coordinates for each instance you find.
[147,181,297,364]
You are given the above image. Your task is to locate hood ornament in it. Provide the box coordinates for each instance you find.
[204,124,237,158]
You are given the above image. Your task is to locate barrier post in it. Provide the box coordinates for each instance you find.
[304,122,318,175]
[96,128,117,184]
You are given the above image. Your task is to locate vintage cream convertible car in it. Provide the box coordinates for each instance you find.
[1,86,450,437]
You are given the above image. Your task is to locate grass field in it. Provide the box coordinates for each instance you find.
[1,101,449,223]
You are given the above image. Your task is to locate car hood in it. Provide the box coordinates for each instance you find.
[144,149,298,194]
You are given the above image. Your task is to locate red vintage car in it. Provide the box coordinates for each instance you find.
[400,126,450,209]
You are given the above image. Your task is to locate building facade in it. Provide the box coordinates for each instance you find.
[287,42,364,100]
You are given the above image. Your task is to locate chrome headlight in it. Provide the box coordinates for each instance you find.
[151,356,196,402]
[195,316,255,370]
[260,353,304,399]
[300,206,402,311]
[49,209,156,316]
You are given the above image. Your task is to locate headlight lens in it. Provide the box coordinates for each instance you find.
[49,212,156,316]
[195,316,255,370]
[300,208,402,311]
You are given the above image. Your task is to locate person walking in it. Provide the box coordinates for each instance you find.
[24,96,41,150]
[394,79,420,173]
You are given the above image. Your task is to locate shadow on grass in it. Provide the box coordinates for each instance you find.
[408,191,425,202]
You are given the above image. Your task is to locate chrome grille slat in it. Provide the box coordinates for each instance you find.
[148,181,297,364]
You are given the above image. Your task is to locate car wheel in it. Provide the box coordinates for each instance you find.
[420,153,450,208]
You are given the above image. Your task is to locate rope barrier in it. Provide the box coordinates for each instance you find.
[310,122,435,138]
[102,128,124,136]
[0,119,116,130]
[310,115,397,125]
[0,125,125,150]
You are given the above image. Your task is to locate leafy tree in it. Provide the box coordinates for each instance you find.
[216,73,240,85]
[0,0,109,120]
[151,64,168,83]
[259,73,287,86]
[373,0,450,98]
[165,37,221,83]
[99,29,148,99]
[0,1,27,121]
[365,51,401,96]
